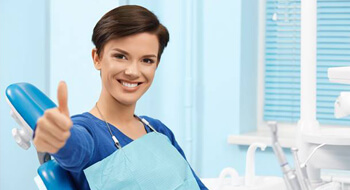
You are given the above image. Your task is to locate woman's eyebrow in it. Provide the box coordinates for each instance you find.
[112,48,129,55]
[143,54,157,58]
[112,48,157,58]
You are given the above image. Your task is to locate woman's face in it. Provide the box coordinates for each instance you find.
[92,32,159,106]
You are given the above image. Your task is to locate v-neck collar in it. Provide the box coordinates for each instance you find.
[84,112,151,142]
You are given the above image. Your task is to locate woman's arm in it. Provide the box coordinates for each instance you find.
[52,124,95,172]
[34,82,95,172]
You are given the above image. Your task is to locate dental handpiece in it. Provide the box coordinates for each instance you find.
[268,121,302,190]
[291,148,311,190]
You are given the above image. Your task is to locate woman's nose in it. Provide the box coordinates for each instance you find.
[124,62,140,78]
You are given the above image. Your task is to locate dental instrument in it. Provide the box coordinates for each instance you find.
[268,121,304,190]
[294,64,350,189]
[298,0,350,188]
[291,148,311,190]
[270,117,350,190]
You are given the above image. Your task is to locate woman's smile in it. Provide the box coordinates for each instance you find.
[117,79,143,92]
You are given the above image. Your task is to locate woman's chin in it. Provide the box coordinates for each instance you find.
[115,97,139,106]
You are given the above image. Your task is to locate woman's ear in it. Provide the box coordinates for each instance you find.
[92,48,101,70]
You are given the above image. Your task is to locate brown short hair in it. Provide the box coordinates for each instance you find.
[92,5,169,61]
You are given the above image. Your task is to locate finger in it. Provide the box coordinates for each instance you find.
[44,135,66,150]
[57,81,70,117]
[39,116,71,142]
[44,109,73,131]
[34,127,67,151]
[34,137,62,154]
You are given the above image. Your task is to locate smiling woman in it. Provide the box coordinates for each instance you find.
[32,5,208,190]
[91,33,159,107]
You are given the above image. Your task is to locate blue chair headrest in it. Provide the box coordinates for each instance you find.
[6,83,57,130]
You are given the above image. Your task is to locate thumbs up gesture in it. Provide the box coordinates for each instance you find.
[34,81,73,154]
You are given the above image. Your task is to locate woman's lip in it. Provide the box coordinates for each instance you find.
[118,79,142,85]
[117,80,142,92]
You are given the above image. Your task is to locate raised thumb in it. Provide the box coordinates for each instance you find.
[57,81,70,116]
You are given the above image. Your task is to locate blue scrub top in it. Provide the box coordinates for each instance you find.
[52,112,208,190]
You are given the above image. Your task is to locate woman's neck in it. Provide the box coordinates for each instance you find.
[91,89,136,126]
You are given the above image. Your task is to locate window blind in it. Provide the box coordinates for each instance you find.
[264,0,301,122]
[317,0,350,125]
[264,0,350,125]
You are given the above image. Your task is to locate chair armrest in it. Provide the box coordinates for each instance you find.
[37,160,76,190]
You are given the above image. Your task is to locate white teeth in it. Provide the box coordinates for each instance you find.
[121,81,138,88]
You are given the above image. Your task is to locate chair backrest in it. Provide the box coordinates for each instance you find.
[6,83,76,190]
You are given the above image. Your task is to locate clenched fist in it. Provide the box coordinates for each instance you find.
[34,81,73,154]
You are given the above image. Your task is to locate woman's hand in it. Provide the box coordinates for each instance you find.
[33,81,73,154]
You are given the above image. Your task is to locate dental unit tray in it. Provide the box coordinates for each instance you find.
[6,83,76,190]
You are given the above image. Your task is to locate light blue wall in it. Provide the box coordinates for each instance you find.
[0,0,48,189]
[49,0,120,115]
[199,0,243,177]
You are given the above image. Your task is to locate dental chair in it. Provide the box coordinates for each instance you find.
[5,83,76,190]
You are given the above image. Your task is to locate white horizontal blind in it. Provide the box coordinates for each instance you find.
[264,0,301,122]
[317,0,350,125]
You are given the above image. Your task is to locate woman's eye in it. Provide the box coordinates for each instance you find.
[143,58,155,64]
[115,54,126,60]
